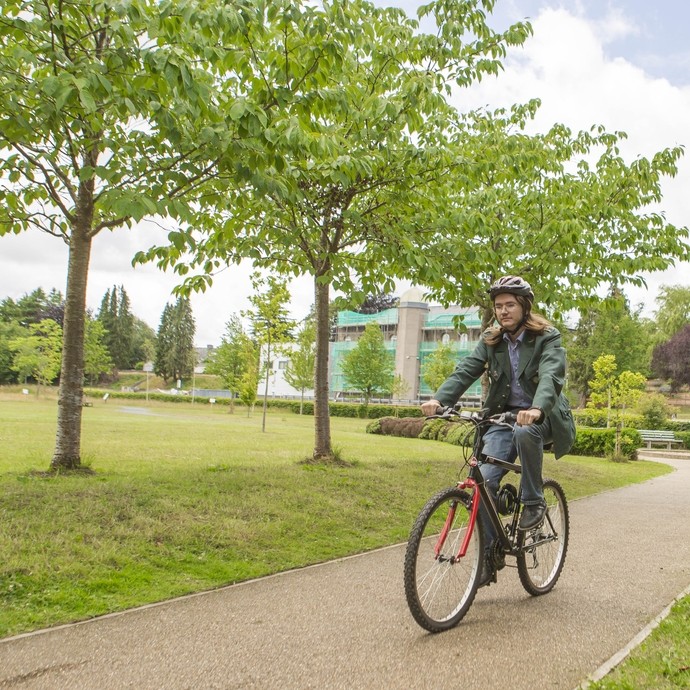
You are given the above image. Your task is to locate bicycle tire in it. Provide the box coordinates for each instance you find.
[517,478,569,596]
[404,486,484,632]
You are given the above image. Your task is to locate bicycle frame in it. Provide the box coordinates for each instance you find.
[433,412,559,562]
[454,457,522,560]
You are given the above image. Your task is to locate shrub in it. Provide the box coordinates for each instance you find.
[366,419,382,434]
[572,408,609,428]
[418,419,449,441]
[570,428,640,460]
[445,423,473,447]
[636,393,671,428]
[674,431,690,449]
[81,390,424,420]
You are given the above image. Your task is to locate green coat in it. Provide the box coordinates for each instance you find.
[434,327,576,459]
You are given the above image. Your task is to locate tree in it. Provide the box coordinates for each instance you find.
[244,274,295,432]
[651,324,690,392]
[421,343,457,394]
[0,0,269,470]
[131,317,157,369]
[356,294,399,315]
[9,319,62,394]
[340,323,394,413]
[567,291,652,405]
[155,297,195,384]
[141,0,532,461]
[83,318,113,385]
[282,319,316,415]
[0,320,25,383]
[0,288,64,327]
[388,374,411,412]
[587,354,646,458]
[154,303,174,383]
[97,286,136,370]
[653,285,690,341]
[204,314,252,413]
[636,393,673,429]
[587,355,646,428]
[415,102,689,335]
[237,337,259,417]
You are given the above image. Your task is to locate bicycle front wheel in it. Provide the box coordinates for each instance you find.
[517,478,569,596]
[404,486,483,632]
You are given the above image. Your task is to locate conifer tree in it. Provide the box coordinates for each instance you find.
[154,303,174,383]
[155,298,195,384]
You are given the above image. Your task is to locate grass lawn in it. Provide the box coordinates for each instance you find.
[0,392,674,643]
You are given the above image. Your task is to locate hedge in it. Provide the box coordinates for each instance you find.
[570,427,641,459]
[572,408,690,433]
[368,416,644,459]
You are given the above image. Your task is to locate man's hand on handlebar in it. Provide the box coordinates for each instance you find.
[516,407,544,426]
[420,399,443,417]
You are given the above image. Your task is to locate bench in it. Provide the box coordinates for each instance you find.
[638,430,683,450]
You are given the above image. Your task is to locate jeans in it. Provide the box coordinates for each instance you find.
[478,417,553,549]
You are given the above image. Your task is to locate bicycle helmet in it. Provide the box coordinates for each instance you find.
[488,275,534,302]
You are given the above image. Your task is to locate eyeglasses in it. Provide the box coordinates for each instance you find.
[494,302,519,313]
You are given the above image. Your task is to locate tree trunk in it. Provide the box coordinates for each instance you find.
[51,224,92,470]
[313,276,332,459]
[262,334,270,433]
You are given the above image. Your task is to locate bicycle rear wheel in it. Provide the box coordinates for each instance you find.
[404,486,483,632]
[517,478,569,595]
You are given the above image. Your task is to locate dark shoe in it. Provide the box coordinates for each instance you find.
[519,503,546,531]
[477,555,495,588]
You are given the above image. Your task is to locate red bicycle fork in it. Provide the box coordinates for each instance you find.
[434,478,480,561]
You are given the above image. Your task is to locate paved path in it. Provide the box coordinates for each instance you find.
[2,455,689,690]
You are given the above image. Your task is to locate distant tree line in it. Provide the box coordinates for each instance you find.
[0,286,196,387]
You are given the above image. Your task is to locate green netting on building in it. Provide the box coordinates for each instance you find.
[330,305,483,400]
[337,309,399,326]
[423,308,481,330]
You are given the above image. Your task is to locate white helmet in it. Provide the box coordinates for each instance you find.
[488,275,534,302]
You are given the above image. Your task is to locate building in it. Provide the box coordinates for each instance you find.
[252,288,485,404]
[257,342,315,399]
[330,287,483,403]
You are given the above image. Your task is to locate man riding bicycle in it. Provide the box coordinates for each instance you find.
[420,276,576,586]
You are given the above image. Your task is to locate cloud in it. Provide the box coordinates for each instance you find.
[593,6,639,44]
[456,6,690,312]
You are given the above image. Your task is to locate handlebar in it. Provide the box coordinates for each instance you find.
[427,406,517,426]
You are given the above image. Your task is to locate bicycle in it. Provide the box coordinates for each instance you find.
[403,407,569,632]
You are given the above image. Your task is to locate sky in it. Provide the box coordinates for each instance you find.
[1,0,688,345]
